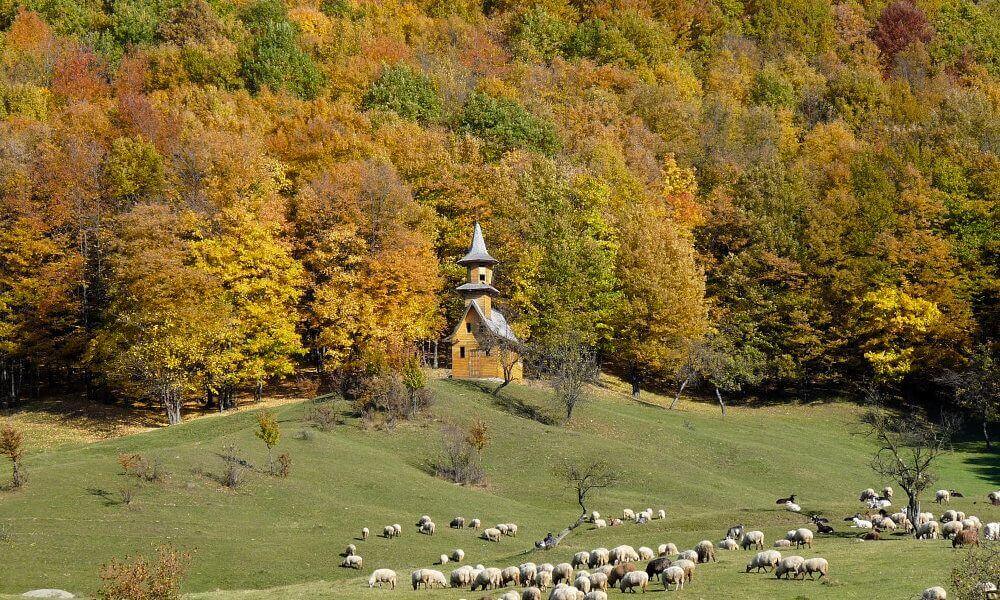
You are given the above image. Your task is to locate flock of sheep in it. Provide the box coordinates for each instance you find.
[342,487,1000,599]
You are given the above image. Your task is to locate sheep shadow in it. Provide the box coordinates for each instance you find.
[86,487,119,507]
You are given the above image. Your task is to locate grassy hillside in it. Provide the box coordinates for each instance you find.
[0,378,996,599]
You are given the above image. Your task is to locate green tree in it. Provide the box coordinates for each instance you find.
[361,64,442,123]
[458,92,559,159]
[255,410,281,475]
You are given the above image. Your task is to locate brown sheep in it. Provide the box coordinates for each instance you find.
[953,529,979,548]
[607,563,636,588]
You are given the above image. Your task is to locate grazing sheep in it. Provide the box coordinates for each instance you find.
[746,550,782,573]
[369,568,397,589]
[539,563,555,574]
[918,512,934,526]
[583,591,607,600]
[497,523,510,536]
[609,517,623,526]
[726,524,745,540]
[859,488,877,502]
[984,522,999,541]
[775,556,805,580]
[792,528,814,549]
[505,523,519,537]
[411,568,447,590]
[523,587,542,600]
[438,554,449,565]
[890,511,907,524]
[660,566,685,591]
[501,566,521,587]
[419,521,436,535]
[345,544,357,556]
[361,527,369,541]
[392,523,401,536]
[500,591,520,600]
[878,517,896,531]
[657,509,666,520]
[610,545,640,564]
[469,518,481,529]
[741,530,765,550]
[916,521,940,540]
[450,517,465,529]
[483,527,503,542]
[623,509,636,521]
[942,510,960,523]
[922,586,947,599]
[695,540,716,563]
[989,491,1000,506]
[589,572,609,591]
[607,563,637,588]
[450,549,464,563]
[900,518,914,533]
[673,559,696,583]
[678,550,698,562]
[645,556,672,579]
[574,574,591,593]
[719,538,738,550]
[520,563,538,587]
[952,529,979,548]
[472,567,503,591]
[942,521,965,539]
[417,515,431,526]
[383,525,397,538]
[657,543,678,556]
[536,570,553,589]
[795,557,828,580]
[340,555,362,569]
[553,563,574,585]
[589,548,610,568]
[619,571,648,593]
[962,516,982,530]
[572,552,591,568]
[549,585,581,600]
[638,547,655,560]
[450,565,475,588]
[774,539,792,548]
[935,490,951,504]
[882,486,893,499]
[593,519,607,528]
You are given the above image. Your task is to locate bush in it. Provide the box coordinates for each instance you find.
[361,64,442,123]
[98,546,190,600]
[254,411,281,475]
[219,444,246,488]
[304,404,341,431]
[119,484,138,507]
[951,542,1000,599]
[458,91,559,159]
[432,425,485,485]
[353,368,431,426]
[0,422,26,489]
[118,453,168,483]
[277,452,291,478]
[238,0,323,99]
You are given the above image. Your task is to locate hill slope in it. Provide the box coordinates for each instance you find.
[0,378,996,598]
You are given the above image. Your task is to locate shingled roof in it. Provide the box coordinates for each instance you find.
[456,222,498,266]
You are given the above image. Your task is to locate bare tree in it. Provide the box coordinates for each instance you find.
[545,460,620,547]
[670,336,757,415]
[538,342,598,423]
[862,402,956,527]
[478,328,523,397]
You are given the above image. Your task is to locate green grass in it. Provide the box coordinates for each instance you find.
[0,378,996,599]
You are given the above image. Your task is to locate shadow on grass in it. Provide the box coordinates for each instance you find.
[448,378,560,425]
[86,486,119,507]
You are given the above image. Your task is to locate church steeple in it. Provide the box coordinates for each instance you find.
[456,222,499,317]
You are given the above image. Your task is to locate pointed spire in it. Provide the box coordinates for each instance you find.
[457,221,498,266]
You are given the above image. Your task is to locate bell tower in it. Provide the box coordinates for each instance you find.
[456,222,499,318]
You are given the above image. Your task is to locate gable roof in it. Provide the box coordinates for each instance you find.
[457,222,498,266]
[444,301,518,344]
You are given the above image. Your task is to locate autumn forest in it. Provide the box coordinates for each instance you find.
[0,0,997,425]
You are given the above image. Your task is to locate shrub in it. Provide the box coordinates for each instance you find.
[118,453,168,483]
[951,542,1000,600]
[361,64,442,123]
[304,404,341,431]
[98,546,190,600]
[353,369,430,427]
[119,484,138,507]
[0,422,26,489]
[465,418,490,453]
[255,411,281,475]
[433,425,485,485]
[277,452,291,478]
[458,91,559,159]
[238,0,323,99]
[219,444,246,488]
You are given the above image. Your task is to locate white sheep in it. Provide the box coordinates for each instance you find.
[942,509,960,523]
[623,508,636,521]
[962,516,981,530]
[774,539,792,548]
[609,545,639,564]
[718,538,738,550]
[935,490,951,503]
[590,511,601,522]
[501,565,521,587]
[450,516,465,528]
[438,554,449,565]
[536,570,553,589]
[451,548,465,562]
[660,565,685,591]
[775,556,805,579]
[450,565,475,588]
[419,521,436,535]
[695,540,716,563]
[471,567,503,591]
[505,523,519,537]
[589,548,610,567]
[851,517,873,530]
[918,512,934,525]
[345,543,357,556]
[469,518,481,528]
[592,518,607,529]
[678,549,698,562]
[741,530,765,550]
[383,525,397,538]
[500,591,520,600]
[552,563,574,585]
[657,543,678,556]
[916,521,940,540]
[417,515,431,526]
[340,554,362,569]
[657,509,666,520]
[549,585,580,600]
[523,587,542,600]
[922,586,947,599]
[746,550,782,573]
[637,546,654,560]
[795,557,829,580]
[673,559,695,582]
[482,527,502,542]
[392,523,402,536]
[879,517,896,531]
[497,523,510,536]
[785,501,801,513]
[984,522,999,541]
[583,591,607,600]
[411,568,447,590]
[882,485,893,499]
[942,521,964,539]
[619,571,648,593]
[989,491,1000,506]
[859,488,877,501]
[361,527,369,541]
[520,563,538,587]
[572,552,591,568]
[589,572,608,591]
[574,574,591,593]
[792,528,814,548]
[369,568,397,589]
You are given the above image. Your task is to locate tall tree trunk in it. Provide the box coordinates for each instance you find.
[715,386,726,416]
[164,389,182,426]
[629,366,641,399]
[255,381,263,403]
[906,491,920,536]
[670,374,690,409]
[984,418,992,451]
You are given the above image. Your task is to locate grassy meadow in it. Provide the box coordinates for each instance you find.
[0,377,996,599]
